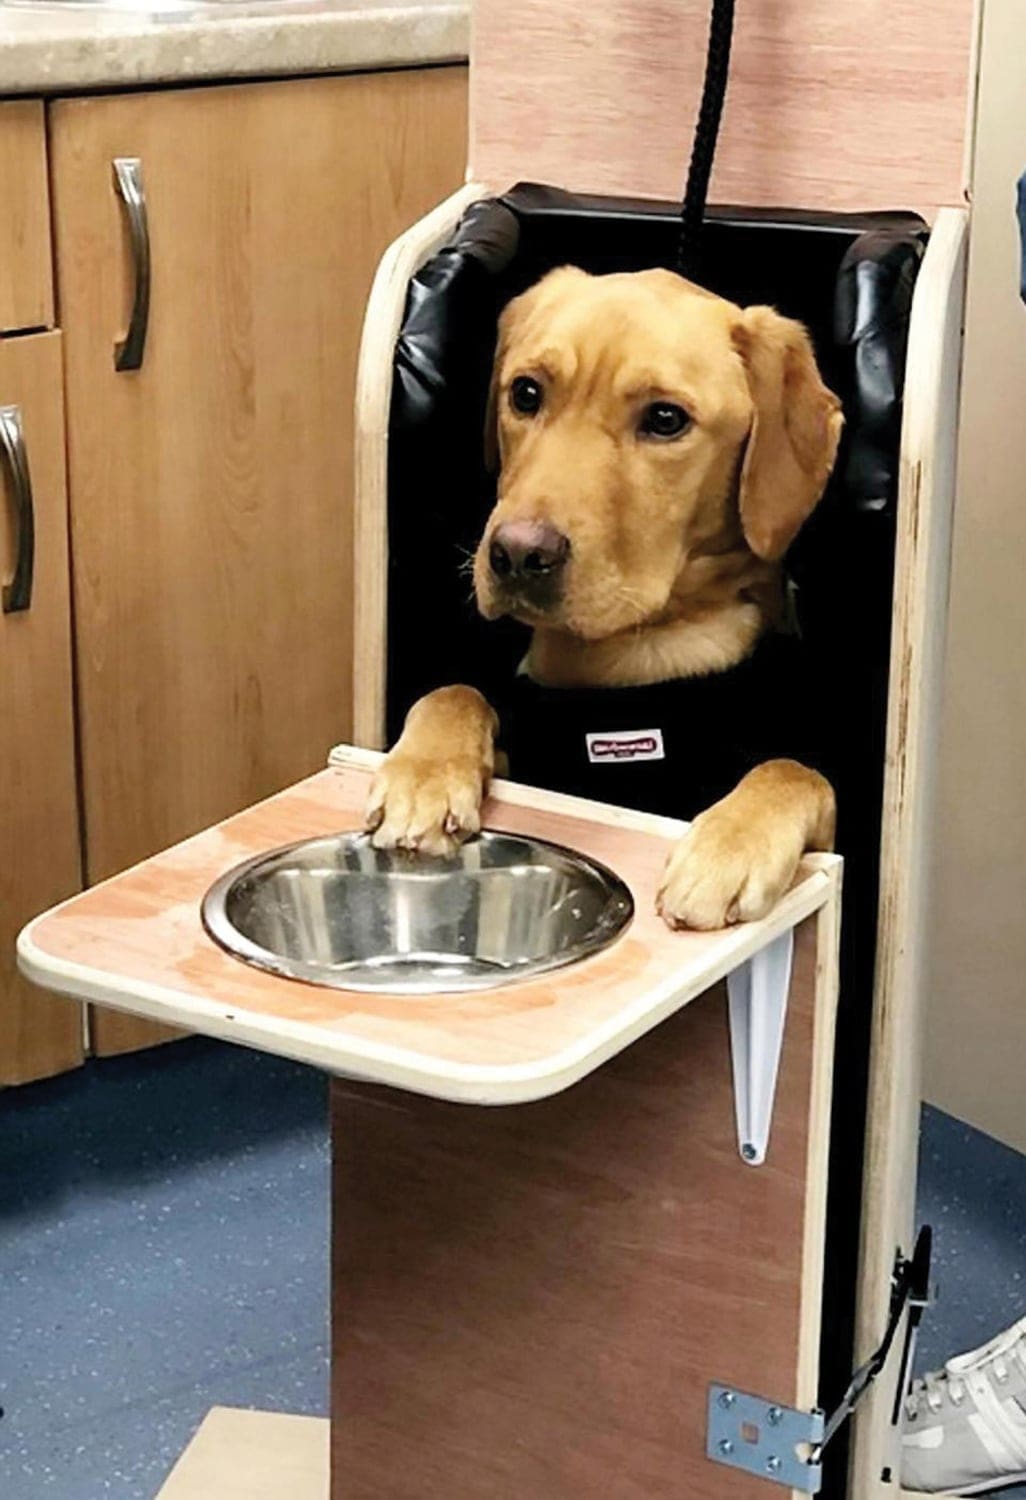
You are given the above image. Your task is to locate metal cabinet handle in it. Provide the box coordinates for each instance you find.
[0,405,35,614]
[112,157,150,372]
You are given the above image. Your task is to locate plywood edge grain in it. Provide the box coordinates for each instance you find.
[851,206,969,1498]
[796,869,843,1418]
[330,741,688,839]
[353,181,488,750]
[330,744,842,873]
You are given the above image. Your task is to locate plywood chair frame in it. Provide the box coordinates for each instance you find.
[351,165,968,1497]
[347,17,981,1497]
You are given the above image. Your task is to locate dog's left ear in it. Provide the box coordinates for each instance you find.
[483,309,509,473]
[732,306,844,560]
[484,289,531,472]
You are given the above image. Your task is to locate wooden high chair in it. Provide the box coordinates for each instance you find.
[349,0,980,1493]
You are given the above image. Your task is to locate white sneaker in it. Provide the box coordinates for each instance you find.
[902,1316,1026,1495]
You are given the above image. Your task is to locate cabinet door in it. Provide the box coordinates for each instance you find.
[0,332,83,1083]
[50,68,467,1055]
[0,102,54,334]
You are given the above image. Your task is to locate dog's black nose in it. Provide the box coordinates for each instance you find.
[489,521,570,582]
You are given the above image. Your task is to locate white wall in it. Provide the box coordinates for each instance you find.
[926,0,1026,1154]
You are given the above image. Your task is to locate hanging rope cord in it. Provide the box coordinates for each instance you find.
[676,0,737,281]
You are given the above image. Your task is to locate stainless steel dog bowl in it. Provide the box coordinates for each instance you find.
[201,831,634,994]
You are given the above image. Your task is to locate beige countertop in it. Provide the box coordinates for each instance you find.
[0,0,468,95]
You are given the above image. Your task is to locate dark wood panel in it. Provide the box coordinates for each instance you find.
[331,920,822,1497]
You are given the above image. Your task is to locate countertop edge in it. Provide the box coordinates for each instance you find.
[0,4,468,97]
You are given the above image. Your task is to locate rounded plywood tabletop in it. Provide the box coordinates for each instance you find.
[19,747,837,1102]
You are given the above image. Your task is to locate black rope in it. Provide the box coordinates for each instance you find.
[676,0,737,281]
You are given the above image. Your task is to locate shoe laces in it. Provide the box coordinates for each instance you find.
[905,1319,1026,1423]
[905,1368,967,1420]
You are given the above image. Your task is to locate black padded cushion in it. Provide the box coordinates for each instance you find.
[385,182,928,1488]
[388,183,926,738]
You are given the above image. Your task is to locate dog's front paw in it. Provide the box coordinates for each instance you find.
[365,753,486,858]
[656,805,805,932]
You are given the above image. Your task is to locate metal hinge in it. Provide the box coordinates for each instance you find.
[707,1227,933,1490]
[708,1386,824,1492]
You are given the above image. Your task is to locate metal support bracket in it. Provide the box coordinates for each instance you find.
[726,928,794,1165]
[707,1386,824,1493]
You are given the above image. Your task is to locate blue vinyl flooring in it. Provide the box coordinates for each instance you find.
[1,1037,1024,1499]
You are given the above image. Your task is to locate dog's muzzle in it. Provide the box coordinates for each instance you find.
[488,519,570,612]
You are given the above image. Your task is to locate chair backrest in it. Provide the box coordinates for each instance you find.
[387,183,924,759]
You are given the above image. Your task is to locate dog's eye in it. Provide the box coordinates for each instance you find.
[639,402,691,440]
[509,376,544,416]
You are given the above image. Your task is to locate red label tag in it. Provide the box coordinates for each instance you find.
[585,729,665,764]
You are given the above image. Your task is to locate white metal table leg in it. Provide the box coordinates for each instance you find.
[726,928,795,1167]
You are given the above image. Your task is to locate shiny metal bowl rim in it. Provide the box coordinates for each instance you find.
[199,828,635,995]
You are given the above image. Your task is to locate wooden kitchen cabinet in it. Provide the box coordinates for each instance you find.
[0,102,54,334]
[0,332,83,1083]
[49,67,467,1055]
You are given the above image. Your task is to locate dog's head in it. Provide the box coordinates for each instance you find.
[473,266,843,639]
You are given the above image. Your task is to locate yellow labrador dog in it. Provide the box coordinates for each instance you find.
[365,266,843,930]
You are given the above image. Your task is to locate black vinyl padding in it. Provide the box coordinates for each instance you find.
[384,182,929,1494]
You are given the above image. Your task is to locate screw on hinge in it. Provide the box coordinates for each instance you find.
[741,1142,758,1162]
[766,1456,782,1475]
[718,1439,735,1457]
[767,1406,783,1426]
[719,1390,737,1410]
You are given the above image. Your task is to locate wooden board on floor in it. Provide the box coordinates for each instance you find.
[156,1408,327,1500]
[331,907,838,1498]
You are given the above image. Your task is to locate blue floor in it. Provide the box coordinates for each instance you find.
[0,1041,329,1498]
[915,1108,1026,1380]
[913,1107,1026,1499]
[1,1039,1023,1499]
